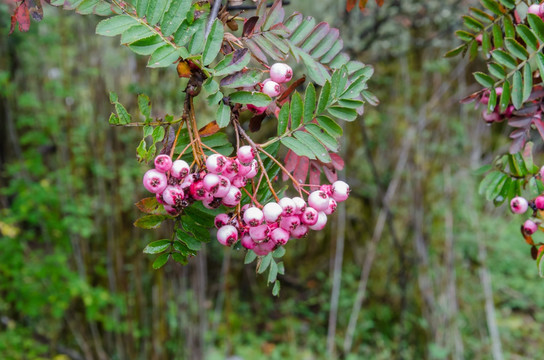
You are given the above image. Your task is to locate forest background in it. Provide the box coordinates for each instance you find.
[1,0,542,359]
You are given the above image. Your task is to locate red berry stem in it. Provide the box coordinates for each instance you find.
[241,187,262,208]
[176,139,196,161]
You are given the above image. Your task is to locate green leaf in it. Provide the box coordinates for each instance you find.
[216,103,230,128]
[134,215,168,229]
[498,0,515,9]
[109,113,119,125]
[444,44,467,58]
[504,37,528,60]
[290,92,304,129]
[528,14,544,43]
[499,79,511,113]
[463,15,483,31]
[341,75,368,99]
[152,126,165,143]
[136,0,150,18]
[272,246,286,258]
[478,171,501,196]
[245,250,257,264]
[327,106,357,122]
[171,252,188,265]
[146,0,169,25]
[537,53,544,84]
[492,23,503,49]
[138,94,151,118]
[281,137,316,159]
[152,253,170,269]
[487,87,497,113]
[516,24,538,51]
[268,261,278,283]
[503,14,515,37]
[485,172,507,201]
[488,63,506,79]
[272,280,280,296]
[511,71,523,110]
[129,36,164,56]
[481,32,492,55]
[289,16,316,45]
[523,63,533,103]
[472,164,492,176]
[317,115,343,137]
[474,72,495,88]
[220,70,263,88]
[258,253,273,273]
[455,30,475,42]
[304,83,316,123]
[96,15,139,37]
[203,78,220,94]
[114,103,131,125]
[177,229,202,251]
[491,50,517,69]
[188,18,206,55]
[277,103,290,135]
[297,49,330,85]
[161,0,192,37]
[202,19,224,65]
[214,49,251,76]
[317,80,331,114]
[121,24,155,44]
[305,123,338,151]
[181,216,210,241]
[143,239,171,254]
[294,131,331,162]
[229,91,271,107]
[148,45,181,68]
[338,99,365,109]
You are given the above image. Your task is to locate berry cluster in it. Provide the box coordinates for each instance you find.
[509,166,544,237]
[248,62,293,114]
[142,146,258,216]
[214,180,350,256]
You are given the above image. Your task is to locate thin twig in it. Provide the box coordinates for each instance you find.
[206,0,223,37]
[176,139,196,160]
[257,145,309,196]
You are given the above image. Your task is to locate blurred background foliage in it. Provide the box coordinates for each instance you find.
[1,0,543,359]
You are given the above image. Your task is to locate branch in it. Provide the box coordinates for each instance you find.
[206,0,223,37]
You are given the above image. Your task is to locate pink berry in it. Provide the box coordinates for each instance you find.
[237,160,252,176]
[536,196,544,210]
[162,185,185,206]
[143,169,168,194]
[243,207,264,227]
[510,196,528,214]
[156,192,167,205]
[190,180,209,201]
[523,219,538,235]
[301,207,319,226]
[269,63,293,84]
[324,198,338,215]
[279,197,296,216]
[249,224,270,241]
[320,184,332,196]
[482,110,500,123]
[217,225,238,246]
[203,173,220,193]
[528,4,541,16]
[223,159,240,179]
[180,173,197,189]
[222,186,242,207]
[262,80,281,97]
[292,197,307,214]
[245,160,258,179]
[263,202,283,223]
[237,145,255,165]
[154,154,173,173]
[291,224,309,239]
[214,213,230,229]
[171,159,190,179]
[163,204,181,216]
[241,233,256,250]
[206,154,227,174]
[540,166,544,179]
[248,104,267,114]
[308,190,330,212]
[270,228,290,246]
[214,176,231,198]
[280,215,300,232]
[231,176,247,188]
[331,181,350,202]
[309,212,327,231]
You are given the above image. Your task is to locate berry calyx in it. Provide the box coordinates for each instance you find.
[206,154,227,174]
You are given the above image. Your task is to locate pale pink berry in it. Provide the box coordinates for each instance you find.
[292,197,306,214]
[301,207,319,226]
[222,186,242,207]
[214,213,230,229]
[280,215,300,232]
[171,159,190,179]
[214,176,231,197]
[248,104,267,114]
[206,154,227,174]
[482,110,499,123]
[143,169,168,194]
[320,184,332,196]
[259,238,277,252]
[291,224,309,239]
[309,212,327,231]
[510,196,528,214]
[217,225,238,246]
[163,204,181,216]
[263,202,283,223]
[324,198,338,215]
[540,166,544,179]
[528,4,541,17]
[156,192,167,205]
[237,145,255,165]
[262,80,281,97]
[523,219,538,235]
[279,197,296,216]
[243,207,264,227]
[180,173,197,189]
[162,185,185,206]
[237,160,252,176]
[223,159,240,179]
[240,233,256,250]
[270,228,290,246]
[154,154,173,173]
[190,180,209,201]
[269,63,293,84]
[308,190,330,212]
[249,224,270,241]
[203,173,220,193]
[241,203,250,213]
[536,196,544,210]
[231,176,247,188]
[245,160,258,179]
[331,181,350,202]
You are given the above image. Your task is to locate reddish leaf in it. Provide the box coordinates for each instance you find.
[293,156,309,184]
[135,197,165,215]
[249,113,266,132]
[283,150,298,181]
[309,163,321,191]
[329,153,345,171]
[277,76,306,104]
[243,16,259,37]
[198,121,220,137]
[346,0,357,12]
[358,0,368,11]
[532,118,544,142]
[10,2,31,34]
[531,245,538,260]
[177,61,191,78]
[375,0,384,6]
[323,165,338,183]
